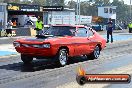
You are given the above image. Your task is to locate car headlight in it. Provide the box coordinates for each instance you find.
[13,42,20,47]
[42,44,50,48]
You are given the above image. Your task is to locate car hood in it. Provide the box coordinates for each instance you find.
[15,36,69,44]
[16,37,50,44]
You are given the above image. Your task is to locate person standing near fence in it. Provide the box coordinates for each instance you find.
[13,20,17,28]
[35,16,43,35]
[128,22,132,33]
[6,20,13,36]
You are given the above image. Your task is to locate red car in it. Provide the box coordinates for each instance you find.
[13,25,106,66]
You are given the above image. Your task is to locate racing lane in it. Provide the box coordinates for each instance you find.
[1,33,132,57]
[0,40,132,88]
[57,54,132,88]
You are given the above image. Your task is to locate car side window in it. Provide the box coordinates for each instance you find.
[88,29,94,37]
[76,27,87,37]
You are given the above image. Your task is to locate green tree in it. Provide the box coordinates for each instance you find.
[92,0,110,6]
[0,0,3,3]
[79,1,97,16]
[67,0,76,9]
[31,0,46,5]
[3,0,20,3]
[111,0,129,22]
[45,0,65,6]
[57,0,65,6]
[103,0,110,5]
[3,0,10,3]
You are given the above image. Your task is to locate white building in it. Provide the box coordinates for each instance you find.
[98,6,117,19]
[47,8,75,25]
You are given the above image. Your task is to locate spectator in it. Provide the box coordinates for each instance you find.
[7,20,13,29]
[128,22,132,33]
[106,18,113,43]
[6,20,13,36]
[35,16,43,35]
[13,20,17,28]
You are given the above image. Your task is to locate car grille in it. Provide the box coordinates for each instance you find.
[21,44,41,48]
[21,44,30,47]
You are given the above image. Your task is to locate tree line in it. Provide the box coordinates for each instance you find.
[0,0,131,22]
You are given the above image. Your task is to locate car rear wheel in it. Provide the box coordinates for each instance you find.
[87,45,100,60]
[55,49,68,66]
[21,54,33,64]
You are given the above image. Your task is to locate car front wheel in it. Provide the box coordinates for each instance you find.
[55,49,68,66]
[21,54,33,64]
[87,45,100,60]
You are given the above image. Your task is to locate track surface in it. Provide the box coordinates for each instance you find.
[0,39,132,88]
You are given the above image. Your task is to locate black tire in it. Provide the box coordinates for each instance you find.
[55,48,68,66]
[86,45,100,60]
[21,54,33,64]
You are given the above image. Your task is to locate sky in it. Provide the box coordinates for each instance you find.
[65,0,131,5]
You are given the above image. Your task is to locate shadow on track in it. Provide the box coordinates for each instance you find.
[0,56,92,72]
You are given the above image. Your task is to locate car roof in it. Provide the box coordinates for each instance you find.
[52,24,85,28]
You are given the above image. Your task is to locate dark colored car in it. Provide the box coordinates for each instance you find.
[92,25,103,31]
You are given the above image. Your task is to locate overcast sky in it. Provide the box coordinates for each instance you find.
[65,0,131,5]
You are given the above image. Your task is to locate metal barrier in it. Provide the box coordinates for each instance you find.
[15,27,36,36]
[0,27,36,37]
[0,30,7,37]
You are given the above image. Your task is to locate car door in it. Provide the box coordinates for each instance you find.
[64,27,77,57]
[58,26,77,57]
[74,27,91,56]
[87,28,97,53]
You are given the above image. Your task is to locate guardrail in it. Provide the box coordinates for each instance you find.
[0,28,36,37]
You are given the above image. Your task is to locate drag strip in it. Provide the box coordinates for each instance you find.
[0,33,132,57]
[0,40,132,88]
[0,44,18,57]
[57,58,132,88]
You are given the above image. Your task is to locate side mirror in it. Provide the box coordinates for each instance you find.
[89,27,92,31]
[87,38,90,40]
[70,29,76,35]
[89,28,95,34]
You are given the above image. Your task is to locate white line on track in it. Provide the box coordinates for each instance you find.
[0,44,16,52]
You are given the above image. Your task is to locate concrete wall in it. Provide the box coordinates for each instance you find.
[15,28,34,36]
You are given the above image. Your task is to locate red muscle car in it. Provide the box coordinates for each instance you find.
[13,25,106,66]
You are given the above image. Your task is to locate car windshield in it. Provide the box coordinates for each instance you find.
[44,26,76,36]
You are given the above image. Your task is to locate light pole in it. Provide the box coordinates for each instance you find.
[79,0,80,25]
[130,0,131,20]
[77,0,78,25]
[76,0,80,25]
[51,0,53,25]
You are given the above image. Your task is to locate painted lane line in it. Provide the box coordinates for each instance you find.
[0,44,16,52]
[0,44,18,57]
